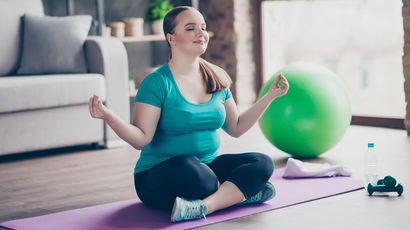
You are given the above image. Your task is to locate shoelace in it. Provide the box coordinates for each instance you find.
[185,202,208,222]
[202,210,208,222]
[202,205,208,222]
[247,191,262,202]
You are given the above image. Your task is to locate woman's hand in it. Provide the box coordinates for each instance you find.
[268,73,289,100]
[89,94,112,120]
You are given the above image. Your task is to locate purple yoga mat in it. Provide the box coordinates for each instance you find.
[1,168,363,230]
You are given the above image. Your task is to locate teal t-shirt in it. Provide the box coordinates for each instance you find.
[133,63,232,175]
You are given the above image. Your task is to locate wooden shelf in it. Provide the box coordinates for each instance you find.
[129,89,138,98]
[121,34,165,43]
[120,31,214,43]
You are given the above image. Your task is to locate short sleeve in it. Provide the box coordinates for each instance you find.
[224,88,232,100]
[134,73,164,108]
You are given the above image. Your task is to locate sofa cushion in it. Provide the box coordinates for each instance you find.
[0,0,43,76]
[0,74,106,114]
[17,14,92,75]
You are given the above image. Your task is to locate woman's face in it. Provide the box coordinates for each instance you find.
[169,9,209,56]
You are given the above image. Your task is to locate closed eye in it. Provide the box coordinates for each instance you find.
[185,28,207,32]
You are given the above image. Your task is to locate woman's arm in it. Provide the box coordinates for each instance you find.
[89,95,160,150]
[222,74,289,138]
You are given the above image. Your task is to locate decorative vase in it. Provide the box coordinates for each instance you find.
[109,22,125,38]
[151,19,164,35]
[123,17,144,37]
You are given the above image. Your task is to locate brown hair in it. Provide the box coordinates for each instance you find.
[163,6,231,93]
[199,58,232,93]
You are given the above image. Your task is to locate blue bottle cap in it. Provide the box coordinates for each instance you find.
[368,143,374,148]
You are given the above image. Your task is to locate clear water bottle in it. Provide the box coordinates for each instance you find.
[364,142,378,186]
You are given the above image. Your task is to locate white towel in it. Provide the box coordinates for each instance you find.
[282,158,352,178]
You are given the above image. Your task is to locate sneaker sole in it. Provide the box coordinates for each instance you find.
[170,197,180,222]
[262,182,276,202]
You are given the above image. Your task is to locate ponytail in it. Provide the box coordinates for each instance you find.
[199,58,232,93]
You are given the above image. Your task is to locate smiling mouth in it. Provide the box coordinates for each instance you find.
[194,40,205,44]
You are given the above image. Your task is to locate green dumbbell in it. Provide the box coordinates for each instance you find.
[367,176,404,196]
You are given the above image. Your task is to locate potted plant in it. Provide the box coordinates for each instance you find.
[145,0,173,35]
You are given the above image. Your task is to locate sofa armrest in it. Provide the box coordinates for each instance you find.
[85,36,130,143]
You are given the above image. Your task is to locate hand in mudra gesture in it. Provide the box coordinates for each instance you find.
[89,94,111,120]
[268,73,289,99]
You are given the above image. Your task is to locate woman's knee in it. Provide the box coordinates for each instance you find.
[250,152,274,179]
[170,155,218,198]
[185,162,218,197]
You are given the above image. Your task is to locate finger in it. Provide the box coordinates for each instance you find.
[91,96,97,116]
[98,100,106,117]
[279,74,287,86]
[281,81,289,88]
[93,95,99,113]
[282,79,289,86]
[280,74,288,83]
[96,99,102,113]
[273,74,281,87]
[280,78,289,88]
[282,84,289,92]
[98,99,103,110]
[276,74,282,88]
[94,95,99,104]
[282,77,289,87]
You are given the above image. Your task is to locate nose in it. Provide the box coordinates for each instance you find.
[196,26,206,34]
[196,28,207,38]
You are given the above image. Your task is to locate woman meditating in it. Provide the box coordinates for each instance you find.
[89,6,289,222]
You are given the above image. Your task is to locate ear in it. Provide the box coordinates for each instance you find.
[166,33,176,46]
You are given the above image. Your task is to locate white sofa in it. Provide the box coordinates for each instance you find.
[0,0,130,156]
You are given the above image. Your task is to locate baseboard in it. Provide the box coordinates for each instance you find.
[105,139,128,149]
[351,116,405,129]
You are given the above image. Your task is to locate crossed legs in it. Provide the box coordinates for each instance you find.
[134,153,274,214]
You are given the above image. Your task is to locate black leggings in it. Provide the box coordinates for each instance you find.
[134,152,274,211]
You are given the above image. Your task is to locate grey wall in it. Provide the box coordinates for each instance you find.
[41,0,190,80]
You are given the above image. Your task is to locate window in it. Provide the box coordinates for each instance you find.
[261,0,404,119]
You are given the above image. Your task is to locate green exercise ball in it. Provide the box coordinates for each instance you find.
[258,62,351,157]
